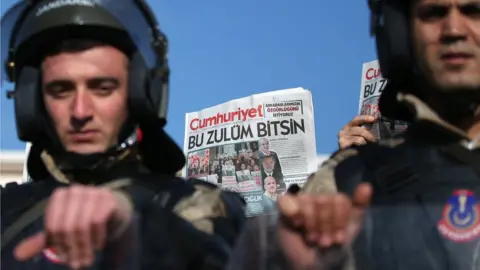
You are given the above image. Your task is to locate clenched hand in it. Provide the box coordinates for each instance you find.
[14,185,133,269]
[276,183,373,269]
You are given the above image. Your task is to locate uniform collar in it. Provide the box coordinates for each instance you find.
[398,93,480,149]
[40,148,147,184]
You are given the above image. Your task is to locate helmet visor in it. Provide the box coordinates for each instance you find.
[1,0,162,85]
[1,1,27,85]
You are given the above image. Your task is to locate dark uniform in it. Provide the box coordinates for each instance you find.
[304,0,480,267]
[300,93,480,270]
[228,0,480,268]
[1,0,246,269]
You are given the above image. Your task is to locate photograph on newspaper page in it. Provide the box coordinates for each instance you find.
[183,87,318,217]
[359,60,408,140]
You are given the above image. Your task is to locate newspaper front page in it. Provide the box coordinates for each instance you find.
[359,60,408,139]
[183,87,318,217]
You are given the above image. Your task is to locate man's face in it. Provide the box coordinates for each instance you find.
[259,139,269,152]
[262,157,275,172]
[42,46,129,154]
[412,0,480,91]
[264,177,276,193]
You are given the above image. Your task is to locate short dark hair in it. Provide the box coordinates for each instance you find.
[262,155,275,161]
[43,38,110,58]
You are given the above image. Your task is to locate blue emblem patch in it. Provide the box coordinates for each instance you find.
[437,189,480,243]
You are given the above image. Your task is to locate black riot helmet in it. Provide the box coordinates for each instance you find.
[1,0,185,176]
[368,0,419,121]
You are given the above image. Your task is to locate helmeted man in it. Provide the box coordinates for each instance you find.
[228,0,480,269]
[0,1,246,269]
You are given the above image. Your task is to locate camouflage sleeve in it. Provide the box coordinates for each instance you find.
[117,177,245,269]
[226,148,370,270]
[302,148,362,196]
[172,181,247,243]
[167,181,247,269]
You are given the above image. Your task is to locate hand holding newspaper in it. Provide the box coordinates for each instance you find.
[183,87,318,217]
[359,60,408,140]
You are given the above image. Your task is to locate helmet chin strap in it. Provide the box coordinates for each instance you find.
[55,129,139,171]
[46,118,139,173]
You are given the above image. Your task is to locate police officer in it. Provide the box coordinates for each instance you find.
[229,0,480,269]
[1,1,245,269]
[298,0,480,268]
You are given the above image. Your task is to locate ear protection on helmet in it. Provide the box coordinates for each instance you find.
[369,0,414,82]
[127,52,169,124]
[3,0,170,143]
[368,0,418,121]
[14,65,44,141]
[126,0,171,124]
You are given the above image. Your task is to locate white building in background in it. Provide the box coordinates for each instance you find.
[0,150,330,186]
[0,151,28,185]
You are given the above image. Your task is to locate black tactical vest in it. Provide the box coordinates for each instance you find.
[335,124,480,270]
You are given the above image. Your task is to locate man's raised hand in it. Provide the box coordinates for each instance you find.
[338,115,377,149]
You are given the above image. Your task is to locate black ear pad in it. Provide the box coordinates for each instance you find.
[14,66,44,142]
[128,52,151,121]
[127,52,169,126]
[375,1,412,80]
[375,1,417,121]
[127,53,184,173]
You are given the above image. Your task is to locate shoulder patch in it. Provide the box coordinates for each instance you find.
[302,148,359,195]
[173,184,226,234]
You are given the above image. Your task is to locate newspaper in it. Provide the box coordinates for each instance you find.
[183,87,318,217]
[359,60,408,139]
